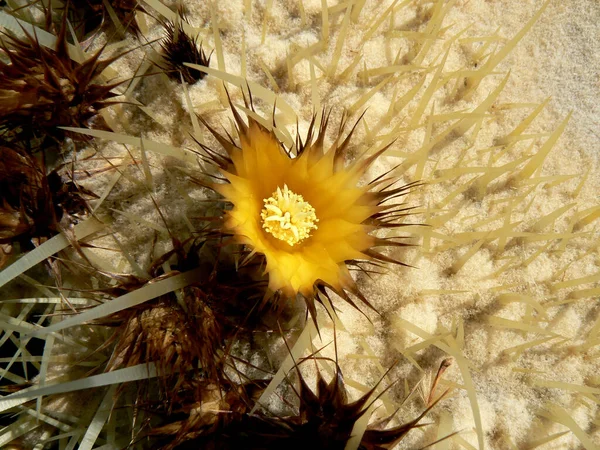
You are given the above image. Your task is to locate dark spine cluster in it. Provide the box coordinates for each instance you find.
[159,18,211,84]
[0,8,126,150]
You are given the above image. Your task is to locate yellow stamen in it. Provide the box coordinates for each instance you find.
[261,184,318,246]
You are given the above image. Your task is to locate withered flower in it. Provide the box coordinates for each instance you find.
[102,237,272,391]
[101,280,229,401]
[269,360,447,450]
[159,17,211,84]
[0,12,126,149]
[0,146,95,268]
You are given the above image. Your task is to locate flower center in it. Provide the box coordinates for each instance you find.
[261,184,318,246]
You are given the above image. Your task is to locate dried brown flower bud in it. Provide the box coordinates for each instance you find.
[158,17,211,84]
[0,11,127,150]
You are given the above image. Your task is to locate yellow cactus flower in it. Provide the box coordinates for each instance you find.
[199,97,415,319]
